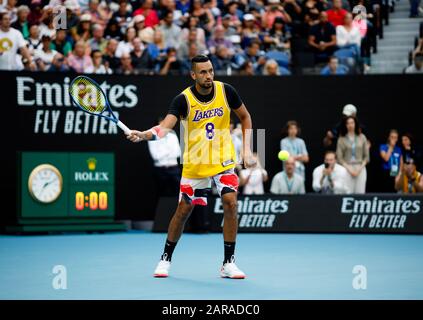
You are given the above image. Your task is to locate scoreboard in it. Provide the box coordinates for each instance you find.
[11,152,125,233]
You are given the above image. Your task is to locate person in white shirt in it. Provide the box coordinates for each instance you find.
[0,12,34,70]
[33,35,57,70]
[148,118,182,196]
[270,157,306,194]
[312,151,351,194]
[336,12,361,58]
[239,154,268,195]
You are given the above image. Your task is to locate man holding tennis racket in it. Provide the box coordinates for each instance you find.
[127,55,255,279]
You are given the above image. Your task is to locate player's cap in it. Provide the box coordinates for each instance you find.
[343,104,357,116]
[243,13,255,21]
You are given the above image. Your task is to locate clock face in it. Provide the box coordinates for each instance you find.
[28,164,63,203]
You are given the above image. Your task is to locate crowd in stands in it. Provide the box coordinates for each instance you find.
[0,0,401,75]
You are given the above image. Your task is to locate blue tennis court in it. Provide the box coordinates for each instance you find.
[1,232,422,300]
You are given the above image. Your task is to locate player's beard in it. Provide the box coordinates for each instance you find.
[199,80,213,89]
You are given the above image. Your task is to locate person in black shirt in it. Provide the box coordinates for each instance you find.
[308,11,337,63]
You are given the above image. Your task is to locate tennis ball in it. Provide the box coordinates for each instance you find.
[278,150,290,161]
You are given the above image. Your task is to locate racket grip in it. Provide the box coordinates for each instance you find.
[117,120,131,135]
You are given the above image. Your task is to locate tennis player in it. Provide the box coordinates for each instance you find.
[127,55,255,279]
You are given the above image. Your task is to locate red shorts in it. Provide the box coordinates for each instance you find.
[179,168,239,206]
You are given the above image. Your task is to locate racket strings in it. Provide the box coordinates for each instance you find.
[70,77,106,114]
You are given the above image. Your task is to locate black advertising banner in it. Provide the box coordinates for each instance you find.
[154,194,423,233]
[4,71,423,224]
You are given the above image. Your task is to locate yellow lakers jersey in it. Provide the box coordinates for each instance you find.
[180,81,236,179]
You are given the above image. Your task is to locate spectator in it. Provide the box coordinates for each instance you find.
[132,14,154,43]
[336,13,361,58]
[207,24,234,56]
[210,44,233,75]
[239,154,268,195]
[395,157,423,193]
[0,12,34,70]
[263,16,291,57]
[182,16,206,51]
[146,28,167,61]
[320,55,348,74]
[88,24,107,53]
[221,13,239,38]
[178,27,206,60]
[404,52,423,74]
[270,156,305,194]
[27,0,43,26]
[133,0,160,28]
[280,120,309,180]
[241,13,261,46]
[326,0,348,27]
[158,47,181,75]
[33,35,58,71]
[115,52,135,74]
[301,0,324,36]
[190,0,215,36]
[130,37,154,74]
[102,38,120,71]
[85,49,112,74]
[336,116,369,194]
[400,133,422,166]
[47,53,70,72]
[234,39,266,74]
[26,24,41,52]
[147,117,182,196]
[11,5,29,39]
[262,0,292,30]
[238,60,255,75]
[112,0,132,34]
[164,0,184,26]
[410,0,422,18]
[308,11,337,63]
[0,0,17,23]
[379,129,402,192]
[84,0,111,27]
[67,40,93,73]
[72,13,92,42]
[159,10,182,50]
[262,59,281,75]
[323,103,358,150]
[51,29,73,56]
[104,17,123,40]
[116,26,136,57]
[312,150,350,194]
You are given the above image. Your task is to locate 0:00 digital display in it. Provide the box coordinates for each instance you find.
[75,192,108,211]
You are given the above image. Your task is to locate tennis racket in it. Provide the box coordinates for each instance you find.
[69,75,131,135]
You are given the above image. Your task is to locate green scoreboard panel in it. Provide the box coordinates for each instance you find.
[12,152,125,233]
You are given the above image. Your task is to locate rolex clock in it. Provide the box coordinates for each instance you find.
[28,164,63,203]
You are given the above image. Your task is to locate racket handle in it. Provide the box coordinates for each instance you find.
[117,120,131,135]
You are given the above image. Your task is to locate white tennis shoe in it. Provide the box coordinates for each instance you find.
[154,259,171,278]
[220,258,246,279]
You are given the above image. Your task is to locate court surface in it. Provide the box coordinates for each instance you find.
[1,231,422,299]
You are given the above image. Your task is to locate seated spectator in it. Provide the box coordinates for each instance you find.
[336,13,361,59]
[190,0,216,36]
[164,0,184,26]
[104,17,123,40]
[84,0,111,27]
[112,0,132,34]
[301,0,324,37]
[234,39,266,74]
[401,132,422,166]
[263,16,291,58]
[102,38,120,71]
[67,40,93,73]
[11,5,29,39]
[326,0,348,27]
[85,49,112,74]
[262,0,292,30]
[133,0,160,28]
[308,11,337,63]
[211,44,234,75]
[132,14,154,44]
[51,29,73,57]
[379,129,402,192]
[239,154,268,195]
[336,116,369,194]
[0,0,18,23]
[33,35,58,71]
[280,120,309,180]
[116,26,136,58]
[241,13,261,46]
[179,27,207,61]
[182,16,206,51]
[270,157,305,194]
[312,151,350,194]
[88,24,107,53]
[221,13,239,38]
[405,52,423,74]
[238,60,255,75]
[130,37,154,74]
[38,7,57,39]
[147,29,167,61]
[115,52,134,74]
[26,24,41,53]
[262,59,281,75]
[72,13,92,42]
[27,0,43,26]
[159,9,182,51]
[320,56,348,75]
[207,24,234,56]
[47,53,70,72]
[395,158,423,193]
[158,47,182,75]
